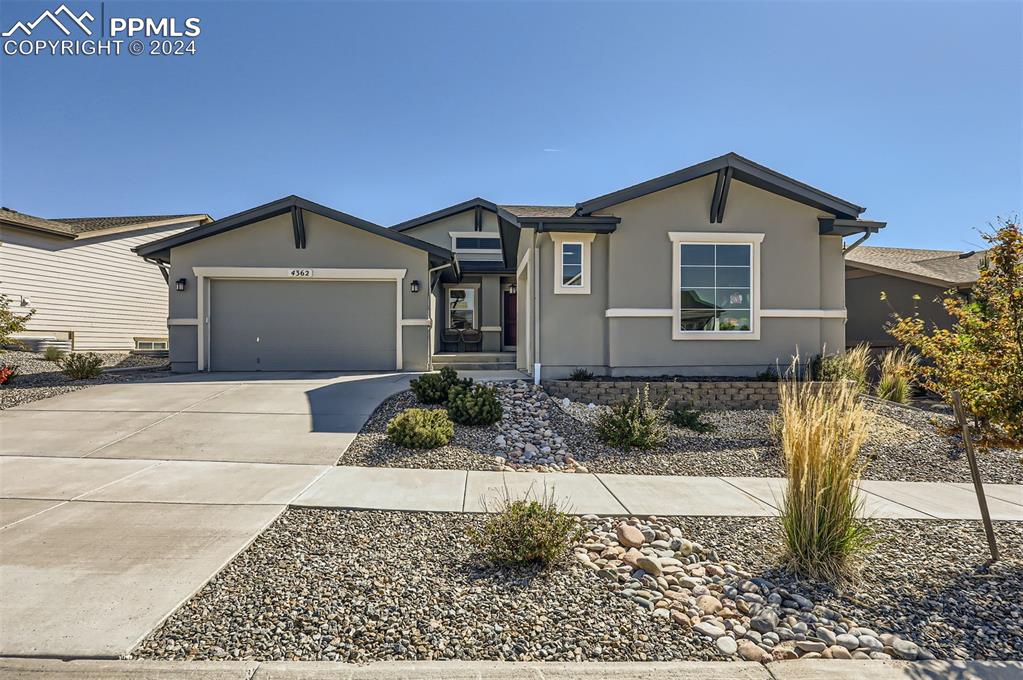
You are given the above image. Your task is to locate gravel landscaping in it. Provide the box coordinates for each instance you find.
[0,350,168,410]
[342,379,1021,483]
[133,508,1023,662]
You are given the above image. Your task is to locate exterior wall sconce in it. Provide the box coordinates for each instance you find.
[509,283,517,295]
[175,278,187,292]
[410,280,420,293]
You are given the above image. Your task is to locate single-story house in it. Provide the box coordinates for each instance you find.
[135,153,885,377]
[845,246,985,347]
[1,208,212,351]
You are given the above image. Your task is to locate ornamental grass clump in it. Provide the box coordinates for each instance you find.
[471,484,581,569]
[42,346,65,362]
[778,375,870,582]
[410,366,471,405]
[568,368,594,381]
[60,352,104,380]
[386,408,455,449]
[595,384,668,449]
[446,383,503,426]
[876,347,920,404]
[813,343,872,393]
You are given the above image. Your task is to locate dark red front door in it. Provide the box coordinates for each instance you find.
[503,291,517,346]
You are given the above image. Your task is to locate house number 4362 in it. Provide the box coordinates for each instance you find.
[289,269,313,277]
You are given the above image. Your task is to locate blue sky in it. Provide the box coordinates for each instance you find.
[1,1,1020,250]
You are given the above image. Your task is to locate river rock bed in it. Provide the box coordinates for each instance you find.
[0,350,168,410]
[132,509,1023,662]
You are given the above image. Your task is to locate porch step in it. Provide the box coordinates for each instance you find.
[431,352,517,371]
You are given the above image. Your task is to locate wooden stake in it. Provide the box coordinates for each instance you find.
[950,390,999,563]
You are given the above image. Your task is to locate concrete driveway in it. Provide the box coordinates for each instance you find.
[0,371,411,465]
[0,371,410,658]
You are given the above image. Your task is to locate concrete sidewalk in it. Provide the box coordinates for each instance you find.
[293,466,1023,520]
[2,658,1021,679]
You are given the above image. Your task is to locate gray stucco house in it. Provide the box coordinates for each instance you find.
[135,153,885,377]
[845,246,984,347]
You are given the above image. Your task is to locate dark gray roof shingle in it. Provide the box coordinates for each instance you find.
[0,208,209,238]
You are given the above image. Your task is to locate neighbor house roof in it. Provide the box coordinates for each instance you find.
[134,195,456,267]
[846,246,985,287]
[0,208,211,239]
[575,152,867,221]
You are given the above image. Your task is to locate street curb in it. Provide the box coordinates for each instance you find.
[1,658,1021,679]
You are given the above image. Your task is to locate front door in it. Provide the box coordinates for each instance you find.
[503,290,517,347]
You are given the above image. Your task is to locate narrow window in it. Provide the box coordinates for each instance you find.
[447,287,476,329]
[561,242,584,287]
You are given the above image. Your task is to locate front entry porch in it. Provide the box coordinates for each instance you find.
[431,352,516,371]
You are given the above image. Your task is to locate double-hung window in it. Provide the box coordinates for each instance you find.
[446,287,477,329]
[670,232,763,339]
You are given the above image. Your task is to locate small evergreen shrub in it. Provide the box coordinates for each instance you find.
[471,485,582,568]
[665,402,716,433]
[595,384,668,449]
[876,347,920,404]
[410,366,471,405]
[61,352,104,380]
[42,346,65,362]
[446,383,503,426]
[756,366,779,382]
[386,408,454,448]
[568,368,594,381]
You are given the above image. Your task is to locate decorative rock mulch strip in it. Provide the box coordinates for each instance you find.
[576,516,930,662]
[493,382,584,472]
[132,509,1023,662]
[339,390,499,470]
[0,350,168,410]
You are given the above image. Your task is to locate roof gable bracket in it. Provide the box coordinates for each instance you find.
[710,169,725,223]
[291,206,306,249]
[716,167,733,223]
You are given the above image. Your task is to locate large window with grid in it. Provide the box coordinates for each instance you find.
[670,232,762,339]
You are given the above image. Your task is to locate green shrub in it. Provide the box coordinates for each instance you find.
[811,343,872,393]
[568,368,594,381]
[470,484,582,568]
[778,373,870,582]
[386,408,454,448]
[595,384,668,449]
[665,402,716,433]
[61,352,104,380]
[42,346,65,362]
[756,366,779,382]
[876,347,920,404]
[446,383,503,426]
[410,366,471,405]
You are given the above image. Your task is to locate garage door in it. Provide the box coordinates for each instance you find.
[208,279,396,371]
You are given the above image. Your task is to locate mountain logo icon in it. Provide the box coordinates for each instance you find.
[2,4,95,37]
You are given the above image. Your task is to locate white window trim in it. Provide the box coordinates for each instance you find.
[191,266,407,371]
[669,232,764,341]
[444,283,480,329]
[449,231,502,255]
[551,232,594,295]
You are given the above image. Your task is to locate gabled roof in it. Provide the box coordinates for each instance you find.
[0,208,210,239]
[134,195,455,265]
[393,199,581,232]
[500,205,577,219]
[846,246,985,287]
[575,152,866,219]
[393,197,499,232]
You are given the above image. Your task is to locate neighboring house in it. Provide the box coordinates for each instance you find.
[845,246,984,347]
[135,153,884,377]
[0,208,212,351]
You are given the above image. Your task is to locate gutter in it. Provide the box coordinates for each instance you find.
[843,231,873,255]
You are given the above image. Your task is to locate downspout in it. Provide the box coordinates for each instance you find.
[842,230,873,255]
[427,263,453,371]
[533,227,541,385]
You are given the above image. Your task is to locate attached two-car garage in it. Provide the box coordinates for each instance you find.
[208,279,396,371]
[135,196,458,373]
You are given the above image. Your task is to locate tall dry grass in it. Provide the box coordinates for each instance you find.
[778,373,871,582]
[876,347,920,404]
[814,342,873,393]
